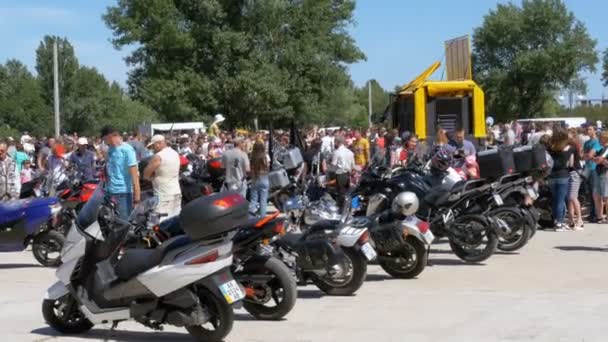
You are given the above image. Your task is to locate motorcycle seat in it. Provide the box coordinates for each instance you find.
[275,232,303,249]
[115,235,192,281]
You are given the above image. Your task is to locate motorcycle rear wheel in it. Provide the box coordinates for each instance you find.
[242,257,297,320]
[491,207,531,252]
[312,248,367,296]
[379,237,427,279]
[32,230,64,267]
[448,215,498,263]
[186,288,234,342]
[42,295,93,334]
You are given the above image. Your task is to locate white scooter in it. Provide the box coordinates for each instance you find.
[42,184,247,342]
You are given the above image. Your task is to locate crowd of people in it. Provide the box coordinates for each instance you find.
[1,115,607,231]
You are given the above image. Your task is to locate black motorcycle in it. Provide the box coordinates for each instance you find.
[271,225,369,296]
[231,214,297,320]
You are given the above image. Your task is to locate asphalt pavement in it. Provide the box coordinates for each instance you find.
[1,224,607,342]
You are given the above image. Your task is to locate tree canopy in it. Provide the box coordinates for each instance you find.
[103,0,366,128]
[472,0,598,120]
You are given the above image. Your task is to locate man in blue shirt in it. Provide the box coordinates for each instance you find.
[583,125,603,222]
[69,137,96,181]
[101,126,141,219]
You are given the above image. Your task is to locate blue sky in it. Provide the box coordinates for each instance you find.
[1,0,606,100]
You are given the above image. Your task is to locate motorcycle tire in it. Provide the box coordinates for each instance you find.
[312,247,367,296]
[491,207,531,252]
[32,230,65,267]
[521,207,538,239]
[448,215,498,263]
[42,295,93,334]
[379,237,427,279]
[186,288,234,342]
[242,257,297,320]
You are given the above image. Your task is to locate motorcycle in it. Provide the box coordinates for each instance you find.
[123,198,297,321]
[271,199,372,296]
[231,213,298,320]
[353,163,501,263]
[0,197,64,267]
[43,186,247,342]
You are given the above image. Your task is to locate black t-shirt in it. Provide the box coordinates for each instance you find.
[549,145,573,179]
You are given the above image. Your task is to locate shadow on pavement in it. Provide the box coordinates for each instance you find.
[366,273,393,282]
[297,289,325,299]
[494,251,520,255]
[428,258,486,266]
[31,327,192,341]
[0,263,42,269]
[554,246,608,252]
[429,249,453,255]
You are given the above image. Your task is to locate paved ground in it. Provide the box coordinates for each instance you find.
[2,225,608,342]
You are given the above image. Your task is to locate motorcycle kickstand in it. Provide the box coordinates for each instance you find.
[426,245,433,266]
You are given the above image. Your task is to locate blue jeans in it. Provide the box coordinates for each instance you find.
[249,175,269,217]
[108,193,133,220]
[549,177,569,224]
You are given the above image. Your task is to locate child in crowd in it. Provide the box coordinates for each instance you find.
[21,160,33,184]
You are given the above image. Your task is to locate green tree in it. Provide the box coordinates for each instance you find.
[602,48,608,87]
[103,0,365,127]
[473,0,598,120]
[354,80,390,125]
[0,60,52,135]
[35,36,79,107]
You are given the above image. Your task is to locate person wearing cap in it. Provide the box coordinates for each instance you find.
[208,114,225,138]
[69,137,96,181]
[144,134,182,219]
[101,125,141,219]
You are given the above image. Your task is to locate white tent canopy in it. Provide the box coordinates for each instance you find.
[140,122,206,135]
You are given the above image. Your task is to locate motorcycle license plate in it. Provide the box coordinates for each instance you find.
[218,280,245,304]
[492,194,504,206]
[361,242,377,261]
[526,187,538,200]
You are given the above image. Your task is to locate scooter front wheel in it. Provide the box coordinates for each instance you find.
[42,295,93,334]
[186,288,234,342]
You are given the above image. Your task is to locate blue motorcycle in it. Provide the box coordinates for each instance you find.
[0,197,64,267]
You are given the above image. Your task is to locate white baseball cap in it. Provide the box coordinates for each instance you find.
[77,137,88,145]
[147,134,165,148]
[214,114,226,123]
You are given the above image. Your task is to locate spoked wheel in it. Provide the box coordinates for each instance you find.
[491,207,531,252]
[449,215,498,263]
[32,231,64,267]
[242,257,297,320]
[186,288,234,342]
[42,294,93,334]
[312,248,367,296]
[379,237,428,279]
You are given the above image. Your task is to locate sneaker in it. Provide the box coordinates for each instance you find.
[555,223,569,232]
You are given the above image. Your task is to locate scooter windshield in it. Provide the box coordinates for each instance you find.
[76,181,105,229]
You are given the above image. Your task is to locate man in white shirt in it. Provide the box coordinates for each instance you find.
[144,134,182,220]
[321,130,335,154]
[331,135,355,207]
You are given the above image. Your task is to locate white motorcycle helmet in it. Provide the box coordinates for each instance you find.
[391,191,420,216]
